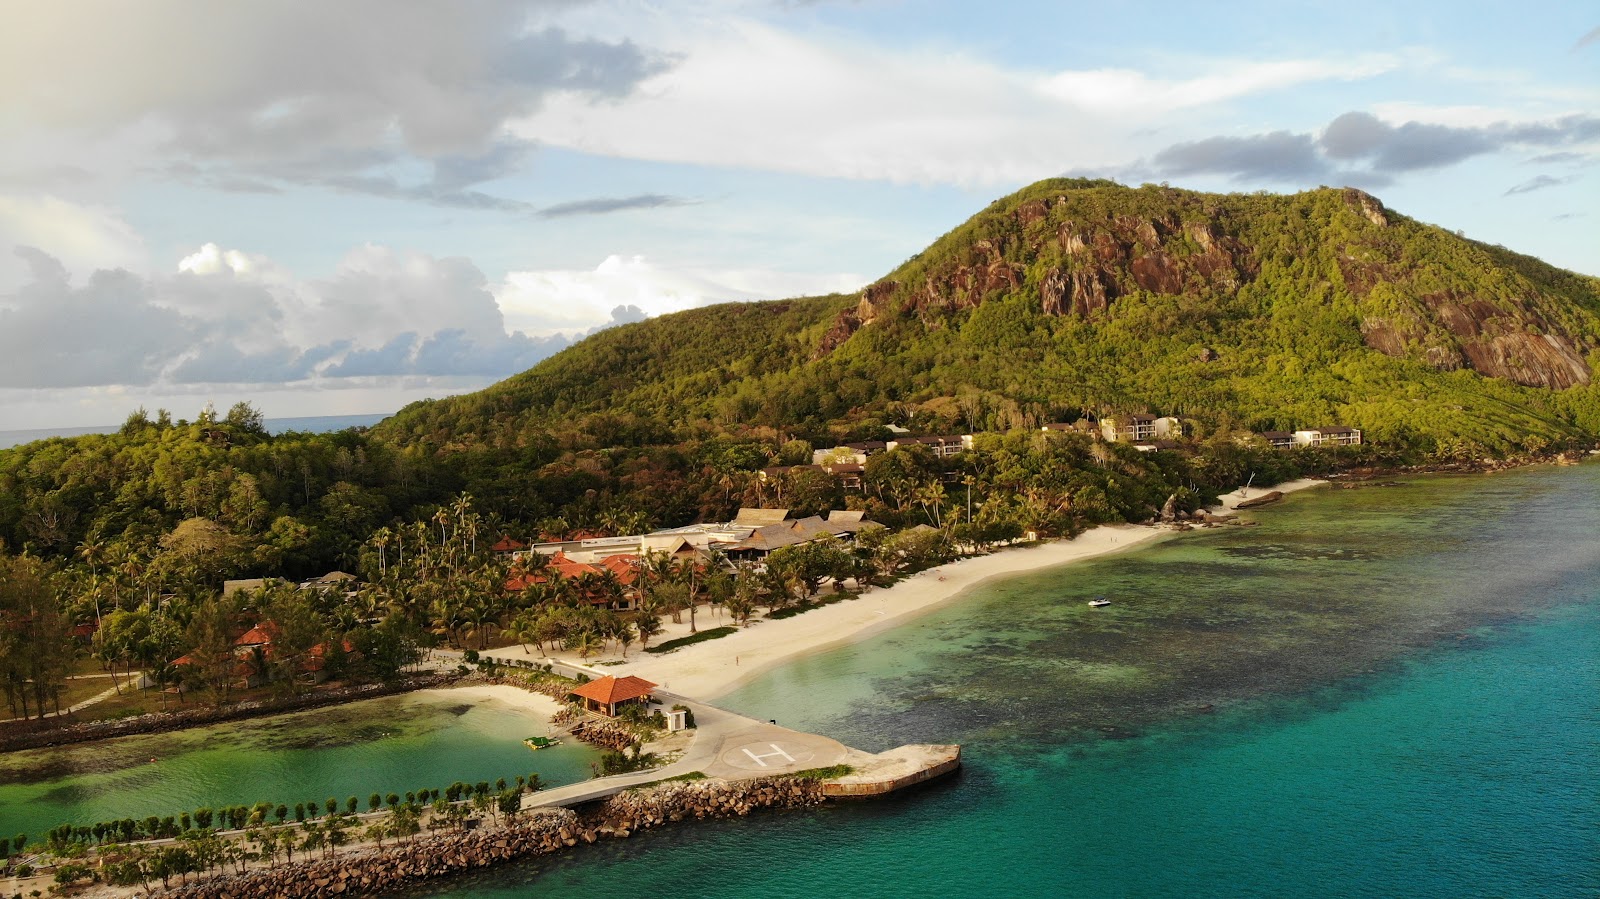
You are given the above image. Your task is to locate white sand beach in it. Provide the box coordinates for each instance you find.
[481,478,1327,704]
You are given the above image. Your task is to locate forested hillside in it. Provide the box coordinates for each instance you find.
[381,179,1600,455]
[7,179,1597,720]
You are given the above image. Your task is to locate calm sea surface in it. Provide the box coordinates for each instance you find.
[420,464,1600,898]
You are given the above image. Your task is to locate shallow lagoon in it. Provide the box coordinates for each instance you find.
[0,688,599,839]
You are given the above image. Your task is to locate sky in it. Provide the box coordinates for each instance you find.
[0,0,1596,430]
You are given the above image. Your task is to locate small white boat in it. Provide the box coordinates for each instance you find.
[1088,599,1112,608]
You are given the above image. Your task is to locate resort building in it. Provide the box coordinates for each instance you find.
[885,434,973,458]
[1101,414,1181,444]
[812,440,888,465]
[570,675,657,718]
[1258,431,1298,450]
[1041,420,1099,438]
[1293,427,1363,447]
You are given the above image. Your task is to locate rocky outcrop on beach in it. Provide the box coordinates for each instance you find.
[1233,491,1284,510]
[148,777,824,899]
[567,717,642,751]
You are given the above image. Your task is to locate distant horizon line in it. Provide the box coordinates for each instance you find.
[0,411,396,448]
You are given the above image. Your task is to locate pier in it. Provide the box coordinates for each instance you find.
[525,679,960,810]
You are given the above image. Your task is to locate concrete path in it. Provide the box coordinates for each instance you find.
[523,683,852,811]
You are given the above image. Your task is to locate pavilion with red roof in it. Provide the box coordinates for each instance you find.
[570,675,657,717]
[491,536,527,555]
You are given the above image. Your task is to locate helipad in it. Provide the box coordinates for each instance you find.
[703,724,849,778]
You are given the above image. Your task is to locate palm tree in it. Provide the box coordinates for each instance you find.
[371,527,392,576]
[634,613,663,649]
[614,620,635,659]
[502,609,540,655]
[78,538,107,626]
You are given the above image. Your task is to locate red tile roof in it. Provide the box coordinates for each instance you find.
[598,553,640,586]
[491,537,527,553]
[234,621,281,647]
[570,675,656,706]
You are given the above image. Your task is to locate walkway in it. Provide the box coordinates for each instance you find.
[0,674,136,723]
[523,681,856,811]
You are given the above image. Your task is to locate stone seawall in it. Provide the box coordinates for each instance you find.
[148,777,823,899]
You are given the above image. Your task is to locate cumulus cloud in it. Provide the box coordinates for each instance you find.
[0,258,190,388]
[494,254,864,336]
[0,243,580,390]
[0,240,862,393]
[1133,110,1600,185]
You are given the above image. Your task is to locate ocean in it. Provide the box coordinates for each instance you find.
[0,412,392,450]
[418,464,1600,898]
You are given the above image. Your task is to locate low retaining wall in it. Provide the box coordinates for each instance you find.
[0,674,456,753]
[822,744,962,798]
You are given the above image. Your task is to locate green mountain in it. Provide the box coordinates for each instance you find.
[381,179,1600,455]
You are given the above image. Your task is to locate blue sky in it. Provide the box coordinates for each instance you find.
[0,0,1595,428]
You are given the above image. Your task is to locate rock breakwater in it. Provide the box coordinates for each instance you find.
[148,777,823,898]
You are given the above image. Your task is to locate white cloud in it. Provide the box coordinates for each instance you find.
[0,238,860,403]
[494,254,865,336]
[0,194,146,289]
[511,17,1404,186]
[178,243,267,277]
[1039,56,1398,113]
[0,2,671,207]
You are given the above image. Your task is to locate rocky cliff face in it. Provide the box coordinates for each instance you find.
[815,184,1595,391]
[818,195,1257,354]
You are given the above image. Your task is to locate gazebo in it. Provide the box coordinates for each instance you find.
[570,675,658,717]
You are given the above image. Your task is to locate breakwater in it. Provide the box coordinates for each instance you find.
[147,777,825,898]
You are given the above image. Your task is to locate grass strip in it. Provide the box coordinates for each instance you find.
[646,626,736,654]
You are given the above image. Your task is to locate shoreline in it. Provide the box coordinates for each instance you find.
[0,673,456,753]
[500,478,1328,704]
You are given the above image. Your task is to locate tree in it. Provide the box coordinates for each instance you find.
[224,402,267,436]
[181,593,244,706]
[634,613,663,649]
[0,556,74,719]
[261,588,327,694]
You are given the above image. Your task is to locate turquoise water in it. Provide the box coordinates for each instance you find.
[0,689,599,839]
[421,465,1600,898]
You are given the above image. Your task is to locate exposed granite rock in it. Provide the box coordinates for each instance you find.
[1344,188,1389,227]
[1358,288,1592,388]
